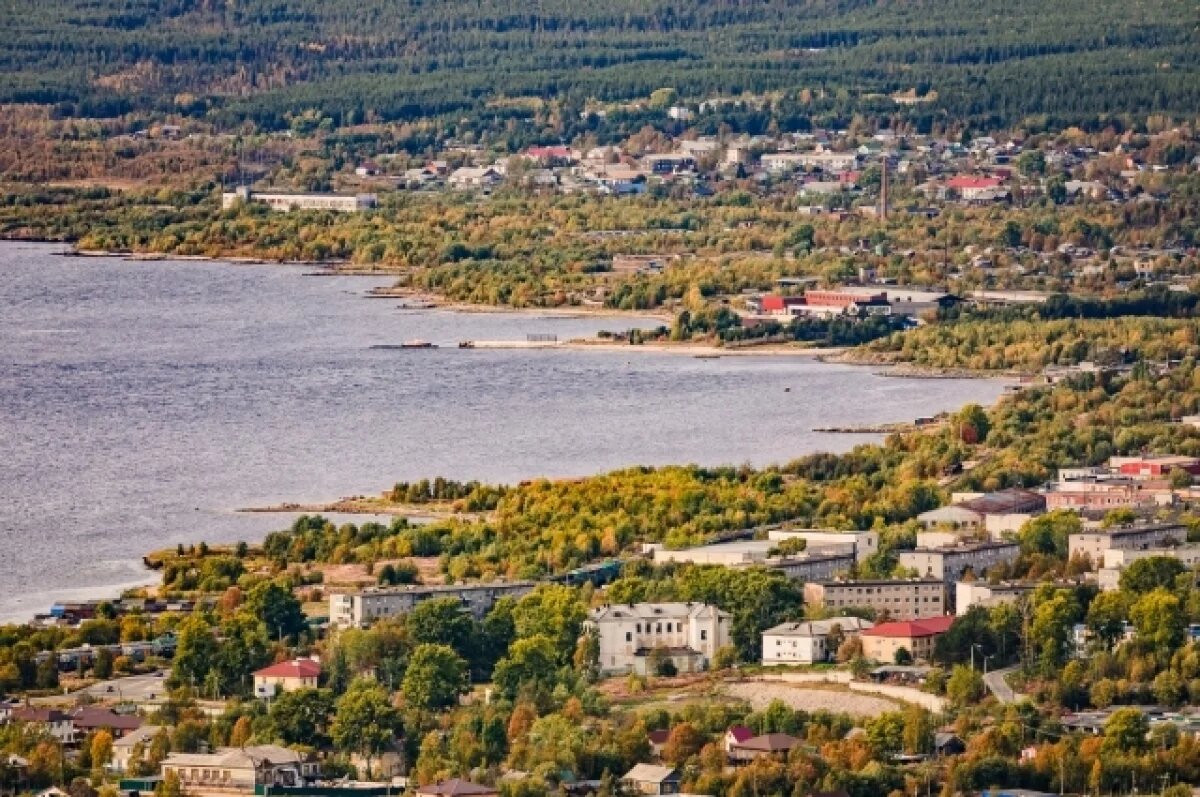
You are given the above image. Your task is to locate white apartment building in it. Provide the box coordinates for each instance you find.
[329,581,535,628]
[766,528,879,563]
[1097,544,1200,590]
[586,602,731,675]
[898,541,1021,583]
[803,579,946,621]
[761,617,874,665]
[953,581,1033,615]
[1067,523,1188,567]
[760,151,860,173]
[221,187,377,212]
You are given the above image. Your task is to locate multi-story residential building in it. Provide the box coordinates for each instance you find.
[1110,455,1200,479]
[329,581,535,628]
[221,187,377,213]
[766,528,880,563]
[1097,543,1200,590]
[954,581,1034,615]
[586,602,731,675]
[916,489,1046,537]
[649,539,854,581]
[803,579,947,621]
[1044,477,1171,511]
[860,616,956,663]
[898,541,1021,584]
[160,746,317,791]
[760,617,874,665]
[1067,523,1188,566]
[760,151,859,173]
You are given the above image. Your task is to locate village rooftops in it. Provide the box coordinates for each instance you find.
[907,540,1019,554]
[253,658,322,680]
[861,615,956,639]
[415,779,500,797]
[731,732,802,753]
[162,744,303,769]
[762,617,874,637]
[588,602,729,622]
[351,581,535,597]
[809,577,944,587]
[622,764,679,784]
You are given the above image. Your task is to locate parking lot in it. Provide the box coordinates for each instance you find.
[75,672,168,704]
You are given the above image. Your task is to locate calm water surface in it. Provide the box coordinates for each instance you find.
[0,242,1007,620]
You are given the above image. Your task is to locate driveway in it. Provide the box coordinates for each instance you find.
[983,665,1019,703]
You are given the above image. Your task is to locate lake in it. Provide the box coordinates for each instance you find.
[0,242,1007,621]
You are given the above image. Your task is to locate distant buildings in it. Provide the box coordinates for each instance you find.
[329,581,535,628]
[1067,523,1188,566]
[649,539,854,582]
[1097,544,1200,590]
[954,581,1034,615]
[760,617,874,665]
[898,541,1021,584]
[252,657,321,698]
[221,187,377,213]
[160,745,317,791]
[586,602,731,675]
[622,764,682,795]
[860,615,956,663]
[802,579,947,621]
[916,489,1046,537]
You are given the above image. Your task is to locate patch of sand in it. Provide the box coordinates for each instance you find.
[724,681,899,717]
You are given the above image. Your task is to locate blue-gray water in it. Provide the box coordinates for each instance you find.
[0,242,1006,621]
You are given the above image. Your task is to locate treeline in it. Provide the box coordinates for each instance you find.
[0,0,1197,134]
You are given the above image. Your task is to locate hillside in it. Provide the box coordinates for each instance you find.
[2,0,1197,134]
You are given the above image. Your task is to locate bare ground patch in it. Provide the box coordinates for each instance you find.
[724,681,901,717]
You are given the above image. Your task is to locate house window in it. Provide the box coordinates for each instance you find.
[626,632,632,642]
[700,630,708,641]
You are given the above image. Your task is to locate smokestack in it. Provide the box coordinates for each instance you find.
[880,157,889,221]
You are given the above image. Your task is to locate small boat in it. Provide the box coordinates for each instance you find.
[694,353,721,359]
[370,339,439,350]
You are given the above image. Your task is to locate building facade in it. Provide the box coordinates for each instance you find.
[860,616,956,663]
[803,579,946,621]
[221,187,376,213]
[1067,523,1189,566]
[898,541,1021,583]
[586,602,731,675]
[760,617,874,665]
[329,581,535,628]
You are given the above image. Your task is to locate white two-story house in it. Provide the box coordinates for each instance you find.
[585,602,731,675]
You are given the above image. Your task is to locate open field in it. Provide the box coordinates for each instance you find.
[723,681,903,717]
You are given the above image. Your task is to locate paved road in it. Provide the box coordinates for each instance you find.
[32,672,168,706]
[983,665,1019,703]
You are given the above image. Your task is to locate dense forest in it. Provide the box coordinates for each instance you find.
[1,0,1198,134]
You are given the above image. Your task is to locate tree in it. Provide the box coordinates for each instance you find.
[406,598,476,660]
[402,644,469,710]
[512,585,587,662]
[901,706,934,755]
[90,730,113,773]
[1084,591,1127,651]
[1119,556,1185,594]
[269,688,335,746]
[1102,707,1149,754]
[893,647,912,665]
[663,723,706,765]
[1018,510,1080,558]
[229,716,253,747]
[1129,588,1185,655]
[155,770,182,797]
[245,581,306,641]
[93,649,113,680]
[945,665,984,707]
[172,614,216,689]
[331,678,402,774]
[493,635,559,699]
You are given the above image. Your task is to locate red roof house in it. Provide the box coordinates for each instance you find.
[861,616,955,663]
[253,658,321,698]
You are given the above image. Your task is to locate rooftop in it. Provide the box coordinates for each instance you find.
[254,658,322,680]
[862,615,956,638]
